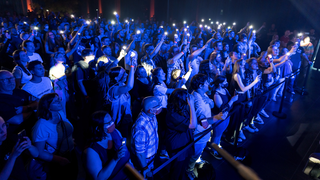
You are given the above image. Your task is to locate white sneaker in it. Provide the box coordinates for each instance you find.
[254,115,264,124]
[243,125,256,133]
[239,130,246,140]
[259,109,269,118]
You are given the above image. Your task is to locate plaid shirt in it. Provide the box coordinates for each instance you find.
[131,111,159,158]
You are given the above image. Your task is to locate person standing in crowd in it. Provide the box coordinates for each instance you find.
[187,74,228,179]
[131,96,161,178]
[32,93,78,180]
[0,116,39,180]
[85,111,129,180]
[22,61,53,100]
[22,40,43,63]
[107,57,135,138]
[165,89,197,180]
[12,50,32,88]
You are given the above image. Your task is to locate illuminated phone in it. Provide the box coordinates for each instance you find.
[18,129,26,142]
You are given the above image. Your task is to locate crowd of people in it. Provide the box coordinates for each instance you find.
[0,9,317,180]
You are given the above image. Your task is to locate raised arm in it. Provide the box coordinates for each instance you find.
[235,74,260,92]
[187,94,197,129]
[150,35,165,59]
[167,43,190,65]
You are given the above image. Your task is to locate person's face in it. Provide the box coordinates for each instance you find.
[120,30,125,37]
[103,38,111,46]
[230,32,235,38]
[31,64,45,77]
[285,30,290,36]
[99,28,104,34]
[172,47,179,56]
[26,42,35,53]
[275,42,280,48]
[103,47,112,56]
[232,52,239,60]
[242,37,247,43]
[19,51,30,62]
[58,47,66,54]
[48,32,55,39]
[224,44,229,51]
[103,114,114,135]
[0,118,7,143]
[217,42,223,51]
[146,46,155,55]
[49,96,63,111]
[0,72,15,92]
[240,60,246,69]
[191,47,197,53]
[138,67,148,78]
[56,54,66,63]
[304,37,310,44]
[198,40,204,48]
[282,48,289,55]
[158,69,166,81]
[160,44,167,54]
[250,59,259,70]
[22,34,29,40]
[221,79,228,88]
[201,80,210,92]
[216,54,222,62]
[272,46,279,56]
[84,30,89,36]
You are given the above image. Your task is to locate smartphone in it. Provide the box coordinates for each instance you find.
[121,138,126,146]
[18,129,26,142]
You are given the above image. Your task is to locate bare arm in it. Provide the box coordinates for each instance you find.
[234,74,260,92]
[150,35,165,59]
[114,66,135,96]
[86,147,119,180]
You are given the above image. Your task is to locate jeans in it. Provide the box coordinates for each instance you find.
[211,118,230,147]
[188,141,207,171]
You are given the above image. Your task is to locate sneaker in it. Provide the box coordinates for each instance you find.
[250,124,259,132]
[195,158,208,165]
[259,109,269,118]
[210,151,223,160]
[242,125,256,133]
[223,136,239,145]
[239,130,246,140]
[159,151,169,159]
[186,170,196,180]
[254,115,264,125]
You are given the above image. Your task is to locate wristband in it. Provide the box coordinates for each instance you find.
[131,65,135,68]
[142,165,149,171]
[188,42,190,44]
[181,52,184,55]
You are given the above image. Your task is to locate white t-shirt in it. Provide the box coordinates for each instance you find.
[22,77,53,99]
[153,82,168,108]
[28,53,43,63]
[32,111,73,153]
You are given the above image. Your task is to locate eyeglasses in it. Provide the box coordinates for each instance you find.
[0,77,15,83]
[104,121,114,128]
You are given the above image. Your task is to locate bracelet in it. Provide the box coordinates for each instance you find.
[181,52,184,55]
[188,42,190,44]
[131,65,135,68]
[142,165,149,171]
